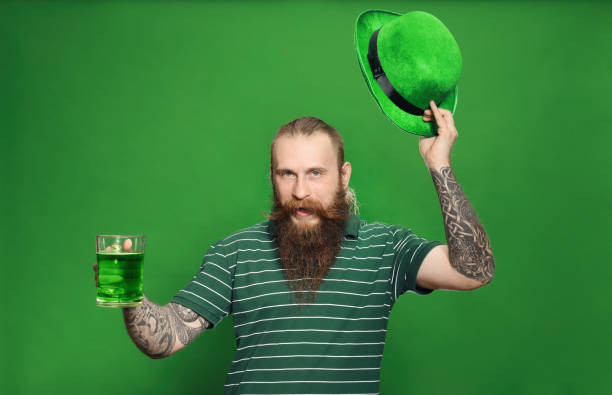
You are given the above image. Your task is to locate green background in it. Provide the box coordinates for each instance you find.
[2,1,611,394]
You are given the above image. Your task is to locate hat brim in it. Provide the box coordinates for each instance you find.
[355,10,458,137]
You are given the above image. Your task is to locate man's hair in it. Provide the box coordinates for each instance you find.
[270,116,359,214]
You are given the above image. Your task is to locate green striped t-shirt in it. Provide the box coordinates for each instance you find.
[172,214,442,394]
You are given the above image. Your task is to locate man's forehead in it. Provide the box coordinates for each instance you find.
[273,132,337,168]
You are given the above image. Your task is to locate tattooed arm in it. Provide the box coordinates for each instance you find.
[122,295,210,358]
[415,101,495,290]
[428,165,495,284]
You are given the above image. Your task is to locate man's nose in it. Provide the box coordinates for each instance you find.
[292,176,311,200]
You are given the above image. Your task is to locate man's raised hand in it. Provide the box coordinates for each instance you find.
[419,100,458,170]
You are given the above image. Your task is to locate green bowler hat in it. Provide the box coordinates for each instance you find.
[355,10,462,137]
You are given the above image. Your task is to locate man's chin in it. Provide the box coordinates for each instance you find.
[291,214,321,230]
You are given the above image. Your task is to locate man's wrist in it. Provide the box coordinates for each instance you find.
[426,162,452,172]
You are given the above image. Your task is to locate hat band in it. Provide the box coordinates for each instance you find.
[367,28,425,116]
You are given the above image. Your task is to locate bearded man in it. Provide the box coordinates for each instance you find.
[94,104,494,394]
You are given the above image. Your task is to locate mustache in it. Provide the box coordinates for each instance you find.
[266,195,347,222]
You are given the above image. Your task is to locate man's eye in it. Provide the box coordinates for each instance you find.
[283,171,294,177]
[311,170,321,176]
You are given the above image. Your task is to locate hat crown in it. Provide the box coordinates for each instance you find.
[377,11,462,109]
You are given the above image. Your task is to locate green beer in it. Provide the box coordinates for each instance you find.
[96,252,144,307]
[96,235,145,308]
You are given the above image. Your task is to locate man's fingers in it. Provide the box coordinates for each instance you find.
[429,101,457,135]
[429,101,446,127]
[123,238,132,252]
[439,108,455,128]
[437,108,457,137]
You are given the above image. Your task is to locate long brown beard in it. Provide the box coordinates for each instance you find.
[268,181,349,304]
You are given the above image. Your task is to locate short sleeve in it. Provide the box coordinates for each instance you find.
[171,241,234,327]
[389,226,443,301]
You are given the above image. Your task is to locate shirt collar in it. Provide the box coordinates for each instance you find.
[268,214,360,239]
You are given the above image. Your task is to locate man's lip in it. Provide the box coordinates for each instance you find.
[296,208,313,217]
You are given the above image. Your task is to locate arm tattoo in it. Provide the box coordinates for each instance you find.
[123,296,210,358]
[168,302,210,346]
[430,166,495,283]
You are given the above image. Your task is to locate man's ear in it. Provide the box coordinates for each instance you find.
[341,162,352,189]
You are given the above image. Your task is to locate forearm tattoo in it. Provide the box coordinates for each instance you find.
[123,296,210,358]
[430,166,495,283]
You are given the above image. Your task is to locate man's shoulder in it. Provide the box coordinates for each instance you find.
[212,221,273,250]
[358,219,411,236]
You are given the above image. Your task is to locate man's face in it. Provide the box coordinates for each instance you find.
[270,130,352,303]
[271,131,351,230]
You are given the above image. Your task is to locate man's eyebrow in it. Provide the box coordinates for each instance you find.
[274,167,328,175]
[274,168,294,175]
